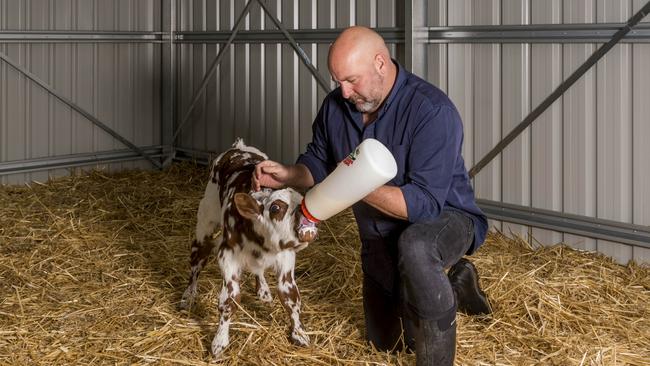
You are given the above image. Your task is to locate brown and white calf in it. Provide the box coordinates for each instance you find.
[179,139,317,357]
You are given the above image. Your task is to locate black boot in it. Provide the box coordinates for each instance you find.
[415,316,456,366]
[448,258,491,315]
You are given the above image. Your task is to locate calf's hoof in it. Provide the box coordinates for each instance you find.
[179,290,195,310]
[211,326,230,358]
[290,328,310,347]
[211,337,228,358]
[257,288,273,303]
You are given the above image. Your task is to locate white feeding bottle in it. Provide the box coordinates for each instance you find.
[300,138,398,224]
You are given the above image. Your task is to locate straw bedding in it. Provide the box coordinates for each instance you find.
[0,163,648,365]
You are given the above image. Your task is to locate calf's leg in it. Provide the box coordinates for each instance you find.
[212,248,242,357]
[275,251,309,346]
[255,273,273,303]
[180,183,222,309]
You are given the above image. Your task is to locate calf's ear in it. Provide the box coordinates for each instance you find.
[234,193,262,220]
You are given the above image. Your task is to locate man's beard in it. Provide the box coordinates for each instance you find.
[351,98,380,113]
[348,72,384,113]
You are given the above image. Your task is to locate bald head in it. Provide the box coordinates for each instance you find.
[329,26,391,68]
[328,26,397,116]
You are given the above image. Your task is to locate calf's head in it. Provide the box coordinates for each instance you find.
[234,188,317,250]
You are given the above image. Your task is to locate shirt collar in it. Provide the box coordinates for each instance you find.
[381,59,408,113]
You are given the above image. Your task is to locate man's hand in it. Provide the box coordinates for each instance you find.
[253,160,290,191]
[252,161,316,191]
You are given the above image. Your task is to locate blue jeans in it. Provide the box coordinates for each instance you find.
[362,208,475,351]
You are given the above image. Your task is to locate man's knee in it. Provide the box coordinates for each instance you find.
[397,223,443,273]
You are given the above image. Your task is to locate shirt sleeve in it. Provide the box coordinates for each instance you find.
[295,98,333,185]
[399,104,463,223]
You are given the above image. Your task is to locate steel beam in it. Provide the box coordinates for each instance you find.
[6,24,650,45]
[0,147,164,175]
[176,28,405,44]
[0,51,162,169]
[477,199,650,249]
[173,147,214,166]
[427,23,650,43]
[0,31,164,43]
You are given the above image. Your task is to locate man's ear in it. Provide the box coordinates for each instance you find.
[375,53,386,73]
[234,193,262,220]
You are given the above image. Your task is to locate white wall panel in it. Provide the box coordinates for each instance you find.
[447,0,473,166]
[280,0,299,161]
[177,0,398,164]
[356,0,376,27]
[632,0,650,265]
[298,1,318,158]
[596,0,634,264]
[420,0,648,263]
[30,0,54,183]
[377,0,395,27]
[447,43,474,166]
[632,43,650,264]
[249,1,266,150]
[501,0,530,240]
[2,1,28,185]
[473,44,502,232]
[472,1,502,230]
[264,1,283,161]
[424,0,446,92]
[530,0,563,246]
[0,0,162,184]
[236,1,252,150]
[316,0,335,107]
[563,0,598,252]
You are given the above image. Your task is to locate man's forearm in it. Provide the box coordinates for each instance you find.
[288,164,315,189]
[362,185,408,220]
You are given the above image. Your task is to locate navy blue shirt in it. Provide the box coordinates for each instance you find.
[297,62,488,254]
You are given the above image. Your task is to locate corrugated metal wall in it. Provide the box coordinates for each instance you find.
[1,0,647,264]
[0,0,162,185]
[177,0,649,264]
[176,0,399,164]
[422,0,650,264]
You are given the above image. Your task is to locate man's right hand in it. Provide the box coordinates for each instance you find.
[253,160,291,191]
[253,161,316,191]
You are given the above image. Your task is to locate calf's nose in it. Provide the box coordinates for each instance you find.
[297,215,318,243]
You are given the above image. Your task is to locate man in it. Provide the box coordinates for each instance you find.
[252,26,490,366]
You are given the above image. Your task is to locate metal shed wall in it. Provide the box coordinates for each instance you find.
[1,0,647,265]
[176,0,649,265]
[0,0,162,185]
[421,0,650,264]
[175,0,399,164]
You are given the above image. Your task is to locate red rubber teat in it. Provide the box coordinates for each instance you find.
[300,199,320,223]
